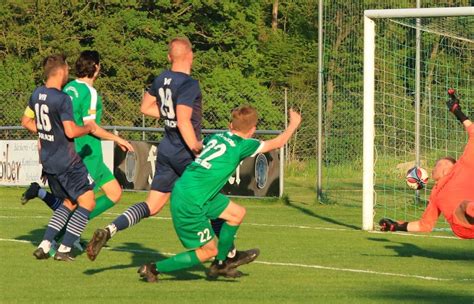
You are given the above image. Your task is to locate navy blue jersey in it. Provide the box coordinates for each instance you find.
[148,70,202,154]
[28,86,81,174]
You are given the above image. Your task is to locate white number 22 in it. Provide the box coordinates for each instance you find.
[197,228,211,243]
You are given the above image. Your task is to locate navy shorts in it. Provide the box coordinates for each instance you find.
[151,148,193,193]
[45,161,95,203]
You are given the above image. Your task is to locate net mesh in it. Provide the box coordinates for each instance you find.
[374,16,473,227]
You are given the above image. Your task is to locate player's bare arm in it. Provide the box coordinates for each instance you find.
[21,115,37,133]
[83,119,134,152]
[140,92,160,118]
[177,104,202,154]
[259,109,301,154]
[63,120,95,139]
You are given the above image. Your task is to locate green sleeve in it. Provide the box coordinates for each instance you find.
[239,138,263,160]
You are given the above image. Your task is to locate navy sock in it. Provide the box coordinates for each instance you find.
[43,205,72,242]
[44,193,63,211]
[112,202,150,231]
[61,206,90,248]
[43,192,63,211]
[211,218,225,237]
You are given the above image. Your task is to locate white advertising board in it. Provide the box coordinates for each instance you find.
[0,140,113,186]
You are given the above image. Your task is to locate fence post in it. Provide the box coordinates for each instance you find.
[317,0,324,201]
[142,89,145,141]
[284,88,288,164]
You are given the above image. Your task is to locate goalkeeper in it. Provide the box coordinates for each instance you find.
[379,89,474,239]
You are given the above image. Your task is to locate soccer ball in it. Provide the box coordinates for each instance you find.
[405,166,428,190]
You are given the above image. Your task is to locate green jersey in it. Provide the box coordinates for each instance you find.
[63,79,103,159]
[174,131,263,204]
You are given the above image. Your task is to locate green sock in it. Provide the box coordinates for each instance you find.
[156,250,200,273]
[216,223,240,261]
[89,195,115,220]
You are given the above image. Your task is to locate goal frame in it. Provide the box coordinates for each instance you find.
[362,7,474,231]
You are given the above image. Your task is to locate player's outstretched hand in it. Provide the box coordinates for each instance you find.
[289,109,302,127]
[379,218,408,232]
[446,88,460,112]
[446,89,469,124]
[117,138,134,152]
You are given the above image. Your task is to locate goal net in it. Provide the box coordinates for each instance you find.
[363,8,474,231]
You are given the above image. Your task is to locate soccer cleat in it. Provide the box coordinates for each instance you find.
[86,228,110,261]
[54,251,75,262]
[137,263,159,283]
[206,260,243,279]
[21,182,40,205]
[33,247,50,260]
[225,248,260,269]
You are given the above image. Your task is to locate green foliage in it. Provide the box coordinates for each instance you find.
[1,0,473,165]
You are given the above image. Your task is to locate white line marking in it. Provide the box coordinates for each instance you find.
[0,214,460,239]
[367,230,459,240]
[0,238,471,282]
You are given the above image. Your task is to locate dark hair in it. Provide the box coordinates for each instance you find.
[75,50,100,78]
[42,54,67,79]
[439,156,457,165]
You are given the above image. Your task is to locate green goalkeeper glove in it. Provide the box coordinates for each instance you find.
[379,218,408,232]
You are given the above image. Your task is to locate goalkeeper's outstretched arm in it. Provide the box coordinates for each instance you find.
[447,88,472,130]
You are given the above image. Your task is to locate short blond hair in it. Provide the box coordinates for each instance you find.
[168,37,192,55]
[231,105,258,133]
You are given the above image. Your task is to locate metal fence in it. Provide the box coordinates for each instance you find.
[0,89,319,161]
[3,1,470,207]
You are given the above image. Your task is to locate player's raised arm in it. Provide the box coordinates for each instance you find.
[259,109,301,154]
[177,104,202,155]
[446,89,472,130]
[140,91,160,119]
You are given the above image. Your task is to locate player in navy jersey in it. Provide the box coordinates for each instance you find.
[21,54,97,261]
[86,37,258,275]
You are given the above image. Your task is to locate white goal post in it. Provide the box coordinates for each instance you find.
[362,7,474,231]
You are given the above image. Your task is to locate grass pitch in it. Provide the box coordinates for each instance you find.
[1,184,473,303]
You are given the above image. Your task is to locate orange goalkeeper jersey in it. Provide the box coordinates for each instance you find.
[419,124,474,239]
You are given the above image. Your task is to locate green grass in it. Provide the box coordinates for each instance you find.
[0,184,473,304]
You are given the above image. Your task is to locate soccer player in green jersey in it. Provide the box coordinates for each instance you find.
[22,51,133,235]
[138,106,302,282]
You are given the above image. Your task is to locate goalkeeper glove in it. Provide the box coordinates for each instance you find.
[446,89,469,124]
[379,218,408,232]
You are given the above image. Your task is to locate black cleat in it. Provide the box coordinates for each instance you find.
[226,248,260,269]
[86,228,110,261]
[21,182,40,205]
[138,263,159,283]
[54,251,75,262]
[33,247,50,260]
[207,260,243,279]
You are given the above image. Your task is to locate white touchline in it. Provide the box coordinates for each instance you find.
[0,238,471,282]
[0,214,460,240]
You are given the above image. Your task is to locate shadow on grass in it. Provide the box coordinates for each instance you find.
[15,227,46,246]
[283,198,359,230]
[364,285,473,304]
[83,242,206,281]
[367,237,474,261]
